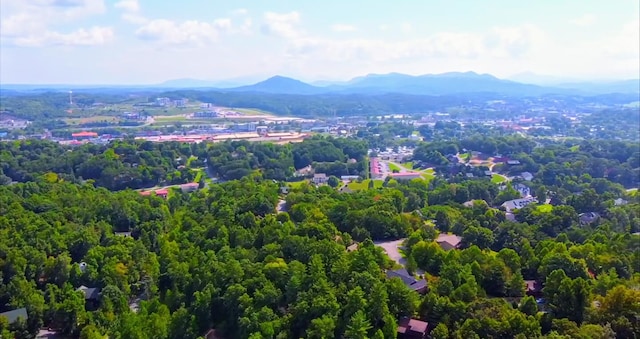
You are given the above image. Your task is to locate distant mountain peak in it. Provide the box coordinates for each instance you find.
[228,75,321,94]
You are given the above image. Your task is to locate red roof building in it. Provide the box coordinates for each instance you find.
[71,131,98,138]
[398,318,429,339]
[155,189,169,198]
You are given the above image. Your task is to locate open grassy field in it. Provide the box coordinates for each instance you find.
[63,115,120,124]
[491,174,508,184]
[233,108,276,116]
[348,179,383,191]
[401,162,414,169]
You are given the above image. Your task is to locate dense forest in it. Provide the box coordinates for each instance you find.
[0,140,202,191]
[0,136,368,189]
[0,135,639,338]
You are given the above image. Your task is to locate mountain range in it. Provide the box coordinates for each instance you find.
[2,72,638,96]
[218,72,639,96]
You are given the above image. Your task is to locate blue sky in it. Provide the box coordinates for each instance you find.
[1,0,638,84]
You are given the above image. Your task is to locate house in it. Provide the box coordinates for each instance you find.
[114,231,132,238]
[340,175,360,181]
[180,182,199,193]
[279,186,290,194]
[463,200,476,207]
[397,317,429,339]
[386,268,428,294]
[521,172,534,181]
[484,170,493,177]
[0,308,28,324]
[507,160,521,165]
[436,234,462,251]
[579,212,600,225]
[466,173,475,178]
[501,197,536,212]
[524,280,543,298]
[77,286,101,310]
[294,165,313,177]
[502,183,531,198]
[614,198,628,206]
[312,173,328,185]
[346,243,359,252]
[155,188,169,198]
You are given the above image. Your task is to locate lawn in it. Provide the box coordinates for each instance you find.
[401,162,414,170]
[536,204,553,213]
[389,162,402,172]
[491,174,508,184]
[570,145,580,152]
[348,179,383,190]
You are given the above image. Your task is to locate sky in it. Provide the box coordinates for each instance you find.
[1,0,638,84]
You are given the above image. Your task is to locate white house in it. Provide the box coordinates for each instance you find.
[312,173,328,185]
[521,172,534,181]
[501,197,536,212]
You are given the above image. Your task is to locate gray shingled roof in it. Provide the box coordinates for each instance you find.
[0,308,28,324]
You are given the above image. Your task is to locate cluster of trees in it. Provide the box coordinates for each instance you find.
[0,140,204,190]
[206,136,367,181]
[285,179,640,337]
[0,177,422,338]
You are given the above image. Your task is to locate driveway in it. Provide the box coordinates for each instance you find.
[375,238,407,266]
[276,199,287,213]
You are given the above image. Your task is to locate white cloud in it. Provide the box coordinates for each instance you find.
[114,0,147,24]
[0,0,110,46]
[330,24,356,32]
[13,26,114,46]
[261,11,301,39]
[284,24,544,63]
[570,14,596,26]
[114,0,139,13]
[135,19,223,46]
[602,19,640,59]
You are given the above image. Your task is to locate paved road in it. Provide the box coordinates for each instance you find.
[374,238,407,266]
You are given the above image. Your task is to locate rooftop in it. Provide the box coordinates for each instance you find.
[0,308,28,324]
[436,233,462,248]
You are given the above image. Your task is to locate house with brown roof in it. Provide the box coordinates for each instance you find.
[397,317,429,338]
[436,234,462,251]
[346,243,359,252]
